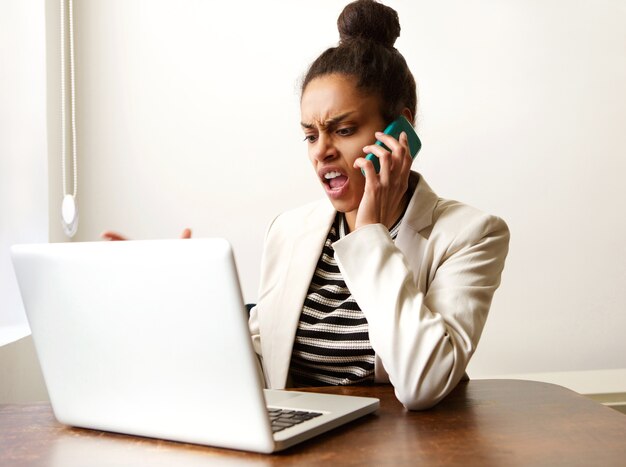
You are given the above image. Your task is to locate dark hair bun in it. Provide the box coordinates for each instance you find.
[337,0,401,48]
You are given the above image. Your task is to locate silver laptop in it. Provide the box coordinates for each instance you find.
[11,239,379,453]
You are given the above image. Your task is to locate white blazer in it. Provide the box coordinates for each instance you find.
[249,173,510,410]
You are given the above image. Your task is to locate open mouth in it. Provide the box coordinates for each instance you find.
[323,170,349,190]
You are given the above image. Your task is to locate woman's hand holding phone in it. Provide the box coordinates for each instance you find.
[353,130,412,231]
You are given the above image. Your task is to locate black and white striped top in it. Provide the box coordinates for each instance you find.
[289,214,402,387]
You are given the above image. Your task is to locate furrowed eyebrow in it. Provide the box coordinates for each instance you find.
[323,112,354,128]
[301,111,356,130]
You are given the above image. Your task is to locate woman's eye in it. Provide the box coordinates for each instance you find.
[337,127,355,136]
[303,134,318,143]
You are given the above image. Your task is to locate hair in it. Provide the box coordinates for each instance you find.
[301,0,417,124]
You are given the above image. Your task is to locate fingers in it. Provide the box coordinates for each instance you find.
[397,132,412,173]
[375,131,410,164]
[101,228,192,241]
[101,231,128,241]
[363,143,391,174]
[353,156,377,183]
[356,130,412,230]
[362,132,410,175]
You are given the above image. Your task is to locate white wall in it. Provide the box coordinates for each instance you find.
[0,0,48,344]
[50,0,626,377]
[0,0,50,402]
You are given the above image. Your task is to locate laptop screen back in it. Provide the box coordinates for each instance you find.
[11,239,275,452]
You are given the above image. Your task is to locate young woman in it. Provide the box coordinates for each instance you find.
[105,0,509,410]
[246,0,509,410]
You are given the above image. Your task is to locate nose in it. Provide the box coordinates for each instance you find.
[311,133,338,163]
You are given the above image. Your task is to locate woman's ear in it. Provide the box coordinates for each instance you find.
[401,107,414,124]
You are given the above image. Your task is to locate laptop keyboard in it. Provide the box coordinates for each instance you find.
[267,408,323,433]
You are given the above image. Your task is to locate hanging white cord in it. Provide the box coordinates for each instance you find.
[60,0,79,236]
[69,0,77,198]
[60,0,66,194]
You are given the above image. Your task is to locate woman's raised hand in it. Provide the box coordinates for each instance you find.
[101,228,192,241]
[353,131,412,230]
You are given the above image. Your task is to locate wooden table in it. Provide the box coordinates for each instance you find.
[2,380,626,466]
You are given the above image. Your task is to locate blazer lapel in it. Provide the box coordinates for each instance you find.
[395,173,439,278]
[266,200,335,388]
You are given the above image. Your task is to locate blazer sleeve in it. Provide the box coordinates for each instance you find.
[248,214,281,389]
[332,214,510,410]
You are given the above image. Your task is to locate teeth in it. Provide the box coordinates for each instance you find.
[324,171,342,180]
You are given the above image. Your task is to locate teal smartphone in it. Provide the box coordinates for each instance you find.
[364,115,421,174]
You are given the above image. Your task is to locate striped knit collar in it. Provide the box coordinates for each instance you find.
[336,212,404,241]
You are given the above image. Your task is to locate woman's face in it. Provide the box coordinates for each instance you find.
[300,74,386,215]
